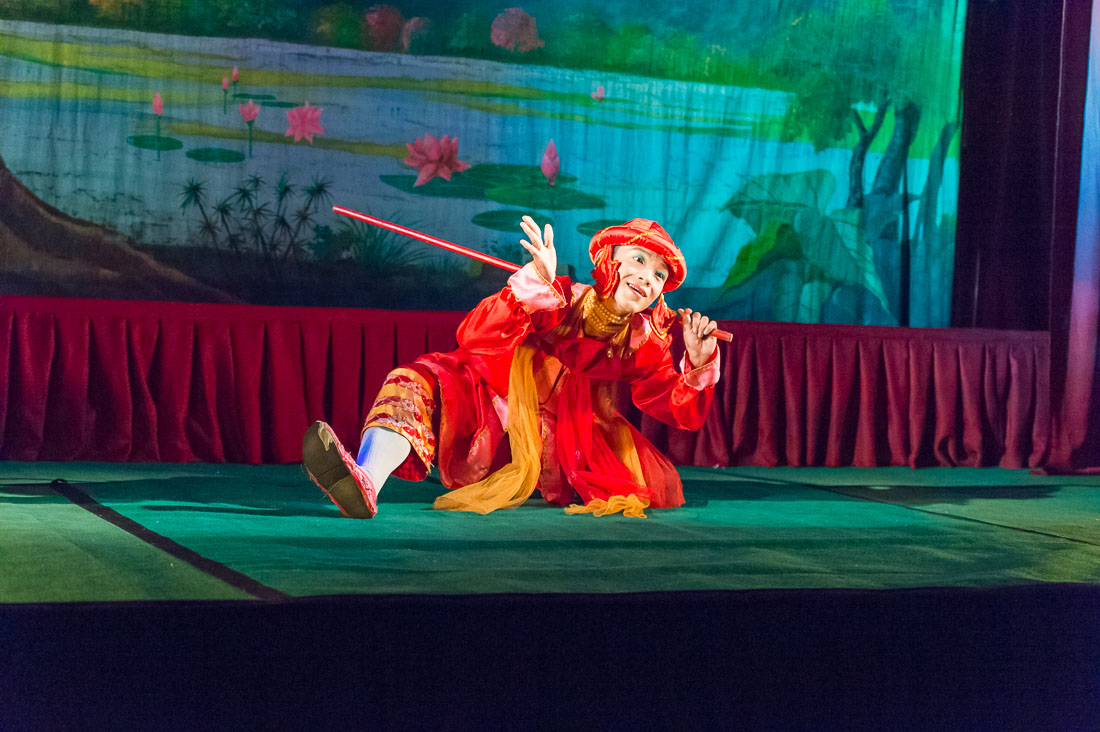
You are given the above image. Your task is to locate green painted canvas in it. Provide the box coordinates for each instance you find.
[0,0,965,325]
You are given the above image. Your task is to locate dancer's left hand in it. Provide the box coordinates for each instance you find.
[678,308,718,367]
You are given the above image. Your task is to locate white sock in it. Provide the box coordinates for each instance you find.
[356,427,412,495]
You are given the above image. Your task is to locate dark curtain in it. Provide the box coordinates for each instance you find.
[954,0,1097,469]
[1053,1,1100,470]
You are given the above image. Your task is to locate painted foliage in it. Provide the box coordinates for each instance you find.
[0,0,966,324]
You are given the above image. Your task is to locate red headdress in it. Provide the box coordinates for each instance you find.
[588,219,685,293]
[589,219,685,335]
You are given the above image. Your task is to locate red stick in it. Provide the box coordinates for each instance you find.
[333,205,521,272]
[332,205,733,342]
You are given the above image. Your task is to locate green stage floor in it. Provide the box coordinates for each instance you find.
[3,463,1099,602]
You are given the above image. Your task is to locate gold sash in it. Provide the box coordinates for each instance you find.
[432,345,542,514]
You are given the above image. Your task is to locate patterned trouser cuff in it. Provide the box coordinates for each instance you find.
[363,367,437,480]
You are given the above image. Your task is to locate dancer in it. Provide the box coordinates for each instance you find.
[302,216,721,518]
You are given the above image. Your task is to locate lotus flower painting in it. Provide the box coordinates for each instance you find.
[239,99,260,157]
[403,134,470,186]
[541,140,560,186]
[238,99,259,123]
[151,91,163,159]
[285,101,324,144]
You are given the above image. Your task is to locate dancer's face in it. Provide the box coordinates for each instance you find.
[608,245,668,315]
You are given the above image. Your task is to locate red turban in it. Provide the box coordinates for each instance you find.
[588,219,686,295]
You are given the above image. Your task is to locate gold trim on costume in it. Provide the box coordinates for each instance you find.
[363,369,437,471]
[548,287,639,360]
[580,288,630,339]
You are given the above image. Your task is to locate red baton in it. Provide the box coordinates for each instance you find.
[332,205,732,342]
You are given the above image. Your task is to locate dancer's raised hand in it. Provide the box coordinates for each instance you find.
[519,215,556,282]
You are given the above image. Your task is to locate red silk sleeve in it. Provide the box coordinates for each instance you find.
[455,264,572,395]
[627,338,719,431]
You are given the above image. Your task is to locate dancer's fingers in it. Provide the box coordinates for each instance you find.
[693,314,717,339]
[520,217,541,245]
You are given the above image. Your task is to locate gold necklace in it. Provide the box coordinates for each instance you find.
[581,289,630,339]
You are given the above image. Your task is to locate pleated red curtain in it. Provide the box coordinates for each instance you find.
[631,322,1048,469]
[1,296,1049,469]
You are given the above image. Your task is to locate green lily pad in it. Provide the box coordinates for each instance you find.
[233,93,277,100]
[186,147,246,163]
[126,135,183,152]
[472,209,553,232]
[486,185,605,211]
[380,173,488,199]
[462,163,577,188]
[577,219,626,237]
[260,100,299,108]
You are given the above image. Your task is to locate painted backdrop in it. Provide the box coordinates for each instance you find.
[0,0,966,324]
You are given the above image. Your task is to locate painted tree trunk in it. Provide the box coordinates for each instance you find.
[847,100,891,209]
[912,120,960,325]
[863,101,922,321]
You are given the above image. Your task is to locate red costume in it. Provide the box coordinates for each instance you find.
[363,219,721,517]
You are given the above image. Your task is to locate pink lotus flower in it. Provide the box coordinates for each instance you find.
[151,92,164,160]
[222,77,229,90]
[400,17,429,52]
[491,8,544,53]
[403,134,470,186]
[239,99,260,122]
[232,66,239,82]
[285,101,324,144]
[240,99,259,158]
[363,4,404,52]
[591,85,605,102]
[541,139,559,186]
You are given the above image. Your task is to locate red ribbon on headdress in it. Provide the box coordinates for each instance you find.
[649,295,678,337]
[591,249,621,300]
